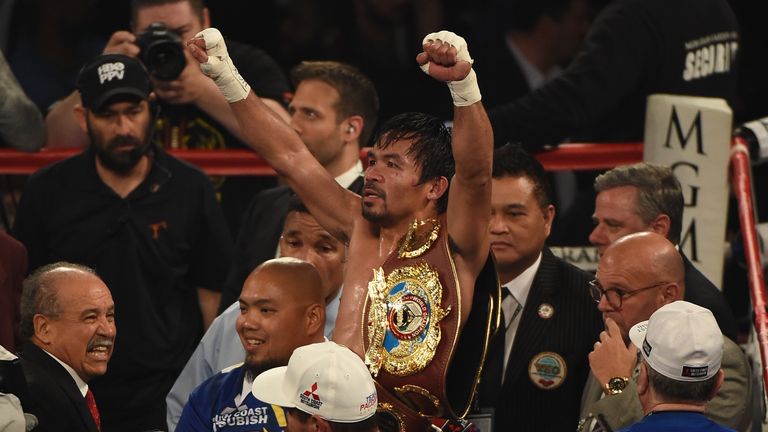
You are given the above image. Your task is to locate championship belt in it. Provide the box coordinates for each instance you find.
[363,217,500,430]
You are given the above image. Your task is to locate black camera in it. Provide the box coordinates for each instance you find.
[135,22,186,80]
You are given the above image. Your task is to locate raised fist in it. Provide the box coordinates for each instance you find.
[187,28,250,103]
[415,31,481,106]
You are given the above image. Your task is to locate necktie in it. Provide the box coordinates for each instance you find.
[85,388,101,431]
[502,289,522,329]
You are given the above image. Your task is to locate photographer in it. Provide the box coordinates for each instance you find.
[45,0,291,233]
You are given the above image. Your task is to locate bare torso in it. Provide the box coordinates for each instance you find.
[333,212,477,357]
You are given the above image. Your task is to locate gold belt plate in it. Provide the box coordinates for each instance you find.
[365,262,450,376]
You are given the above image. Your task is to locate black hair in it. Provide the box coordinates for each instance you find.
[372,112,454,213]
[286,194,310,214]
[492,143,552,209]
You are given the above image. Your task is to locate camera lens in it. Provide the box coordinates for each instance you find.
[136,22,186,81]
[146,42,186,80]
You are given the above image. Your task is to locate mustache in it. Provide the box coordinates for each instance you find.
[363,182,385,197]
[107,134,143,150]
[87,337,114,351]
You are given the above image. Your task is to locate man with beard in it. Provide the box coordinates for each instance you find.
[190,29,493,428]
[13,53,233,432]
[176,257,326,431]
[45,0,292,235]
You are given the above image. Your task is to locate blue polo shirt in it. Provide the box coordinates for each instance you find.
[177,364,287,432]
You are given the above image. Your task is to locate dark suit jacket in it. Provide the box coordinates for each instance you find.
[219,177,364,310]
[477,248,603,432]
[18,343,99,432]
[471,34,532,112]
[0,232,26,352]
[682,252,739,342]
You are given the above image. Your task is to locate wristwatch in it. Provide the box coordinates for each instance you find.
[603,376,630,395]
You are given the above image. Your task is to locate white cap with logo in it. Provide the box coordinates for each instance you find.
[252,341,377,423]
[629,300,723,382]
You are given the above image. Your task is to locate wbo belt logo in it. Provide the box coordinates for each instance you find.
[98,62,126,84]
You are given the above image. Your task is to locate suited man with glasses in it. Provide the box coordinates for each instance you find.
[588,162,737,342]
[577,232,752,432]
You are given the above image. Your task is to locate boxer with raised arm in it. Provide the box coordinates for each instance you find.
[188,29,492,353]
[188,29,493,426]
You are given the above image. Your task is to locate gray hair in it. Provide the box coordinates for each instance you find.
[594,163,684,244]
[19,262,97,340]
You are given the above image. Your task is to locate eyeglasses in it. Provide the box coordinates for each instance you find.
[588,280,668,309]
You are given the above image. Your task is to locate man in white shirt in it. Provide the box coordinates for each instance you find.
[217,60,378,311]
[17,262,116,432]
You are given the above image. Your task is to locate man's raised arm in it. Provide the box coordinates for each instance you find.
[187,28,358,242]
[418,32,493,283]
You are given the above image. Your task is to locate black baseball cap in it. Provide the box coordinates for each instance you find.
[76,54,151,112]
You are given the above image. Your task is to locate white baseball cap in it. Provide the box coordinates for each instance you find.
[629,300,723,382]
[252,341,377,423]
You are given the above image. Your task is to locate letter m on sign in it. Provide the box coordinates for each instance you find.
[664,107,706,155]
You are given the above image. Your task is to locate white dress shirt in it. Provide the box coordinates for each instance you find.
[501,252,543,379]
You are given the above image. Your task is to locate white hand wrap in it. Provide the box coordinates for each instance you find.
[420,30,481,107]
[195,28,251,103]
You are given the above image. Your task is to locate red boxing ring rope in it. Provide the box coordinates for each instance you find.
[0,142,644,175]
[730,136,768,394]
[1,141,765,394]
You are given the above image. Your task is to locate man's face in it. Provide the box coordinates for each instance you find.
[236,272,311,375]
[279,211,345,303]
[86,99,152,174]
[594,252,666,343]
[44,272,116,382]
[362,139,432,223]
[134,0,206,42]
[289,80,347,168]
[489,175,553,282]
[589,186,652,256]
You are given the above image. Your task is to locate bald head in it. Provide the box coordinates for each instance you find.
[244,257,325,306]
[596,232,685,342]
[237,258,326,375]
[604,232,684,296]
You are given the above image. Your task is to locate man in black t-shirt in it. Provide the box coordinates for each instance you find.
[45,0,292,234]
[15,53,233,432]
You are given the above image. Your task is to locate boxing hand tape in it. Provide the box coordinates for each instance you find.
[421,30,481,107]
[195,28,251,103]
